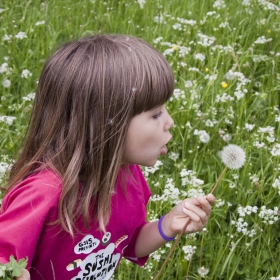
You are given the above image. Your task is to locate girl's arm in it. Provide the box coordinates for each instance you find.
[135,194,215,258]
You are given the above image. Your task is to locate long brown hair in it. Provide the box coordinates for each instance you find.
[6,35,174,234]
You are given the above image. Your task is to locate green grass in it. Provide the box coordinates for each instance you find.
[1,0,280,279]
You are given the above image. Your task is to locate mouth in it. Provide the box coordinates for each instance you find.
[161,136,172,156]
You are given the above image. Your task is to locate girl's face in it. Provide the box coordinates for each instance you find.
[122,104,174,167]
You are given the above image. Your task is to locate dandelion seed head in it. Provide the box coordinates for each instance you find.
[198,266,210,277]
[220,144,246,169]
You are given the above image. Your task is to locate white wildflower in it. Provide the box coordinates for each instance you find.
[21,69,32,78]
[271,144,280,156]
[194,53,205,61]
[245,123,255,131]
[182,245,196,261]
[22,92,36,101]
[168,152,179,161]
[253,36,273,45]
[2,34,12,41]
[154,15,164,24]
[219,144,246,169]
[199,130,210,143]
[2,78,11,88]
[35,20,45,26]
[15,31,27,39]
[0,116,16,125]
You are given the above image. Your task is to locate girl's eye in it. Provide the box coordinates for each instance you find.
[153,111,162,119]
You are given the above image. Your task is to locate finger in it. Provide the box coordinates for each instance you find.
[206,193,216,204]
[17,269,30,280]
[184,203,208,225]
[197,196,212,215]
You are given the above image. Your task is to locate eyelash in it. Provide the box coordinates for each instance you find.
[153,111,162,119]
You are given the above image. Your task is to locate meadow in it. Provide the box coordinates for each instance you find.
[0,0,280,279]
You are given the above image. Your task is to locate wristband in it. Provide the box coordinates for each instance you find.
[158,215,176,241]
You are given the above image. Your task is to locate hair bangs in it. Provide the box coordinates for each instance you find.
[132,44,174,115]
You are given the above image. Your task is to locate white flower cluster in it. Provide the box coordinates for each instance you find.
[154,14,164,23]
[143,160,162,178]
[224,70,251,100]
[180,169,204,187]
[215,198,226,208]
[0,60,13,88]
[172,88,186,100]
[150,178,183,204]
[22,92,36,101]
[231,218,257,237]
[245,123,255,131]
[213,0,226,9]
[21,69,32,79]
[180,169,205,198]
[15,31,27,40]
[258,0,280,11]
[259,206,279,224]
[0,116,16,125]
[182,245,196,261]
[0,162,10,182]
[270,144,280,156]
[194,53,205,61]
[197,33,216,47]
[168,152,179,161]
[271,275,280,280]
[272,177,280,195]
[238,205,258,216]
[216,92,234,103]
[160,41,191,57]
[194,129,210,143]
[253,36,273,45]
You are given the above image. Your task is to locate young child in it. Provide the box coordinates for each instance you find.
[0,35,215,280]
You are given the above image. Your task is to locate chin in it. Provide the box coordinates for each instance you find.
[140,159,158,167]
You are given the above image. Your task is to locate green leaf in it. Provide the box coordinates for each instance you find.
[5,255,28,278]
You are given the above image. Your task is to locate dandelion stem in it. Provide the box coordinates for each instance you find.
[154,218,190,280]
[210,166,227,194]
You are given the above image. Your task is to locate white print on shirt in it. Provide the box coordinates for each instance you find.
[74,235,100,254]
[71,243,121,280]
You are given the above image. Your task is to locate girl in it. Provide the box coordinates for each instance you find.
[0,35,215,280]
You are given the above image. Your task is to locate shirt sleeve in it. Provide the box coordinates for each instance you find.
[123,165,152,266]
[0,172,61,267]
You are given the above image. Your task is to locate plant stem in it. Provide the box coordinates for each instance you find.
[154,218,190,280]
[210,166,227,194]
[154,166,227,279]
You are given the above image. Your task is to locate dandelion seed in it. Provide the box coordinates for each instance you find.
[198,266,209,277]
[220,144,246,169]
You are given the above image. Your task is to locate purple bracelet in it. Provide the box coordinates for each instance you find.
[158,215,176,242]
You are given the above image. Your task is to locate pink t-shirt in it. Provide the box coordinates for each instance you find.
[0,165,151,280]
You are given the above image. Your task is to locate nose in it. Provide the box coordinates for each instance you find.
[164,111,174,131]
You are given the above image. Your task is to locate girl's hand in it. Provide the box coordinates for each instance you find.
[16,269,30,280]
[161,194,215,238]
